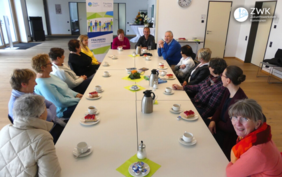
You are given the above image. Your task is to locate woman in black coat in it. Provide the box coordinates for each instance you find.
[182,48,211,86]
[68,39,96,77]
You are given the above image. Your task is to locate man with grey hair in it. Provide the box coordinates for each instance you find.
[158,31,182,68]
[0,94,61,177]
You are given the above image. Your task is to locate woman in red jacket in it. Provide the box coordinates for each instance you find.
[112,29,130,49]
[207,65,247,160]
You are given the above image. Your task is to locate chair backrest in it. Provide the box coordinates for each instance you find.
[191,53,196,60]
[275,49,282,58]
[154,43,157,50]
[8,115,13,124]
[111,42,113,49]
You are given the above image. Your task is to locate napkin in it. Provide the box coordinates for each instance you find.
[129,54,140,57]
[122,76,144,83]
[124,85,145,92]
[116,154,161,177]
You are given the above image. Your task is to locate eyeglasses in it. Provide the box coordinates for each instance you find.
[230,116,250,124]
[45,62,52,66]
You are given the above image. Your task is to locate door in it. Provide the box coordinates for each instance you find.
[204,2,232,58]
[78,2,87,35]
[250,2,276,66]
[113,3,126,35]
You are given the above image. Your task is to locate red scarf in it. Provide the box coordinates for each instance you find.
[231,123,271,163]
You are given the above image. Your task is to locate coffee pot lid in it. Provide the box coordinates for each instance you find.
[151,69,157,74]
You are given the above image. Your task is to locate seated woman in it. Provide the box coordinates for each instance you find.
[32,54,82,119]
[207,66,247,160]
[173,45,195,83]
[68,39,96,77]
[50,47,93,94]
[112,29,130,49]
[0,94,61,176]
[172,58,227,118]
[77,35,100,71]
[182,48,211,86]
[226,99,282,177]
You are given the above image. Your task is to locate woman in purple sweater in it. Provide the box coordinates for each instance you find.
[112,29,130,49]
[207,66,247,160]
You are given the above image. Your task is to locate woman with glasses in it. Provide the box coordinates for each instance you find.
[207,66,247,160]
[32,54,82,119]
[226,99,282,176]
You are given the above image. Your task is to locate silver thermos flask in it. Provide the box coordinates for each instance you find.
[136,45,141,55]
[141,90,155,114]
[149,69,159,87]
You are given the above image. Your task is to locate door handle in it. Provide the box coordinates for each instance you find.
[207,30,212,32]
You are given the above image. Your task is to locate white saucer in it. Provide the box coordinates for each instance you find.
[163,91,174,95]
[86,94,102,100]
[145,59,151,61]
[180,113,199,121]
[159,67,168,70]
[80,117,100,126]
[130,87,140,91]
[73,146,93,158]
[166,77,176,80]
[112,57,118,60]
[96,89,104,93]
[170,108,182,114]
[85,111,99,115]
[108,55,113,58]
[179,137,197,146]
[103,65,109,67]
[102,75,111,77]
[128,162,150,177]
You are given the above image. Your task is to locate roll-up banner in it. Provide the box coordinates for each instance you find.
[86,0,113,62]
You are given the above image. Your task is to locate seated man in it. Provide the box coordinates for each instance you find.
[158,31,182,68]
[49,47,93,94]
[172,58,227,118]
[135,27,155,49]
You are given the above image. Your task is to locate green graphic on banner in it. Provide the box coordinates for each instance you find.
[91,45,111,55]
[87,12,113,20]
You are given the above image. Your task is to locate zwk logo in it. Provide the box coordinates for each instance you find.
[250,8,271,15]
[88,2,92,7]
[234,7,249,22]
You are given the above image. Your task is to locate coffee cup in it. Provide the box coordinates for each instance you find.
[118,46,123,51]
[160,71,166,76]
[112,55,117,59]
[77,142,89,154]
[88,106,97,114]
[145,56,150,60]
[183,132,193,143]
[165,87,172,93]
[95,85,102,92]
[104,62,109,66]
[103,71,109,76]
[142,48,147,53]
[172,104,181,111]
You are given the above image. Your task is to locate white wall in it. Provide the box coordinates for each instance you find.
[26,0,47,35]
[157,0,245,57]
[47,0,86,34]
[235,0,278,61]
[114,0,148,35]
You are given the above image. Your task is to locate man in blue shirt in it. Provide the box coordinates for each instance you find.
[158,31,182,68]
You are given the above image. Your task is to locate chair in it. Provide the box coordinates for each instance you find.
[8,115,13,124]
[154,43,157,50]
[257,49,282,84]
[111,42,113,49]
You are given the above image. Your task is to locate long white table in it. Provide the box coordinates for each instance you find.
[55,49,228,176]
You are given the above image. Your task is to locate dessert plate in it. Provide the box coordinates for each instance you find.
[73,146,93,158]
[180,113,199,121]
[86,94,102,100]
[163,91,174,95]
[128,162,150,177]
[80,117,100,126]
[158,67,168,70]
[130,87,140,91]
[179,137,197,146]
[170,108,182,114]
[166,77,176,80]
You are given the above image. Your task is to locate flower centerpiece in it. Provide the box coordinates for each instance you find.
[128,70,141,79]
[134,12,148,25]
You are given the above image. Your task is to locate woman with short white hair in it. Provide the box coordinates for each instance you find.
[0,94,61,177]
[226,99,282,177]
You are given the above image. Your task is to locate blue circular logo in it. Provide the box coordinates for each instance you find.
[234,7,249,22]
[88,2,92,7]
